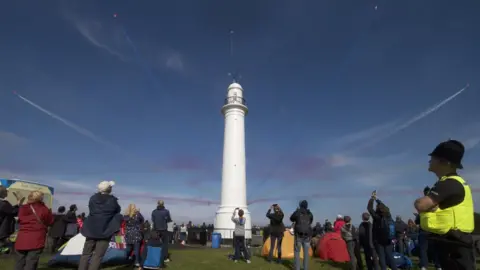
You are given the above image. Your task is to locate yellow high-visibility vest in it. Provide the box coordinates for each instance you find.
[420,175,474,234]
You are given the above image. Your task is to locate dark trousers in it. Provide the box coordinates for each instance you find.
[396,236,404,255]
[15,248,43,270]
[234,235,250,260]
[268,235,283,261]
[436,241,476,270]
[78,238,110,270]
[418,234,441,268]
[127,242,141,265]
[158,230,169,261]
[375,243,397,270]
[362,243,380,270]
[346,241,357,270]
[49,237,65,253]
[354,241,364,270]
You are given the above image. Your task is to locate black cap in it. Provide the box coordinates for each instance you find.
[429,139,465,169]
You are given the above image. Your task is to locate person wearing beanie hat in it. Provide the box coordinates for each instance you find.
[97,180,115,194]
[414,139,475,270]
[78,180,122,270]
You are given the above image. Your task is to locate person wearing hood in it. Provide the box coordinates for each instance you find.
[79,181,122,270]
[394,215,408,255]
[290,200,313,270]
[333,215,345,233]
[266,204,285,263]
[367,191,397,270]
[151,200,172,264]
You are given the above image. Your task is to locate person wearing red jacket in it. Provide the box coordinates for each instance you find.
[14,190,54,270]
[333,215,345,233]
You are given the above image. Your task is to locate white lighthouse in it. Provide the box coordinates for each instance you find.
[214,82,251,240]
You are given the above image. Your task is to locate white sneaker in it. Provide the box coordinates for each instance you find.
[164,259,170,263]
[234,260,238,263]
[246,260,251,264]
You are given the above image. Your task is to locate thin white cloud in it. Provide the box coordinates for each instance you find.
[0,131,28,148]
[63,10,185,73]
[164,52,184,72]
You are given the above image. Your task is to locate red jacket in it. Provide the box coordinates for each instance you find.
[333,219,345,233]
[15,202,54,251]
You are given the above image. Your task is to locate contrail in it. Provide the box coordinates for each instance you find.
[13,91,126,154]
[355,83,470,150]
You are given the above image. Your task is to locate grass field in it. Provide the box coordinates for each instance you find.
[2,248,476,269]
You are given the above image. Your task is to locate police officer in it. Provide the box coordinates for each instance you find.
[414,139,475,270]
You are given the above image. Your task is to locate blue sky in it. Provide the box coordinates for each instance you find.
[1,1,480,224]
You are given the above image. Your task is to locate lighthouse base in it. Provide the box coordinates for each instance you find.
[214,205,252,240]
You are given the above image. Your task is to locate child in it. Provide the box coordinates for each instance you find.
[231,208,251,263]
[139,231,163,270]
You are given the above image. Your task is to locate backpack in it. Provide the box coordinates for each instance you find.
[391,251,413,269]
[381,217,395,241]
[294,211,311,235]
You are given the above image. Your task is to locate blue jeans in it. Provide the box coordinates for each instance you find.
[294,235,310,270]
[234,236,249,260]
[375,243,397,270]
[127,242,141,265]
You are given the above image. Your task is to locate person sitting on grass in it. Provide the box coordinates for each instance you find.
[231,207,251,264]
[139,230,164,270]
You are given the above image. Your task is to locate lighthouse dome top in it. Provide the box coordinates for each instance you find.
[228,82,243,91]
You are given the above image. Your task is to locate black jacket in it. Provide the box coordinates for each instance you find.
[0,200,18,240]
[266,209,285,237]
[358,221,374,249]
[151,206,172,231]
[394,219,408,237]
[290,208,313,236]
[367,198,392,245]
[81,193,122,239]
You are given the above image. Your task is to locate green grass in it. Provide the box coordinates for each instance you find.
[2,248,476,269]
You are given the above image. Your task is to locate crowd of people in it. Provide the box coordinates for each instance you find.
[0,139,476,270]
[258,139,476,270]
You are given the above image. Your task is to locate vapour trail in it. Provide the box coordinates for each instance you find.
[353,83,470,151]
[14,92,126,155]
[113,15,162,90]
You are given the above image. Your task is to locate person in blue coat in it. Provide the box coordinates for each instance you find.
[78,181,122,270]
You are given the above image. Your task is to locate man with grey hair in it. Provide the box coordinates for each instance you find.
[152,200,172,264]
[79,181,122,270]
[0,186,21,254]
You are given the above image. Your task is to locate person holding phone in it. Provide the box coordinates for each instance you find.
[231,207,251,263]
[266,204,285,263]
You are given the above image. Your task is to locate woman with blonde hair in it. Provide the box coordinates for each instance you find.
[124,203,144,267]
[15,190,54,270]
